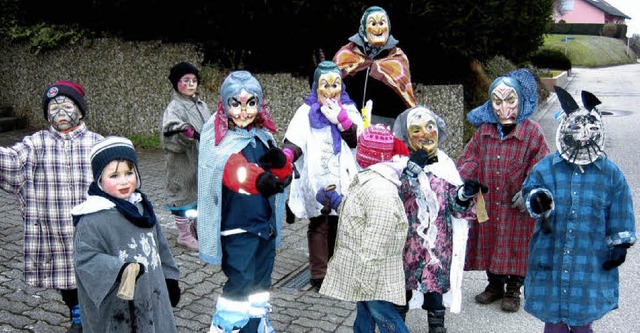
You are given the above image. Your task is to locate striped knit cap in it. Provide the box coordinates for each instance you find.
[356,124,395,168]
[90,136,141,188]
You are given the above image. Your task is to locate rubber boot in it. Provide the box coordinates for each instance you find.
[189,217,198,240]
[176,216,199,250]
[427,309,447,333]
[68,304,82,333]
[501,277,523,312]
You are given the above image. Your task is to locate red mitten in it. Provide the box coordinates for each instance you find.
[270,154,293,181]
[223,153,264,195]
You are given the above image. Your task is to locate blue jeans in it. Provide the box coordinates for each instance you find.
[221,232,276,299]
[354,300,409,333]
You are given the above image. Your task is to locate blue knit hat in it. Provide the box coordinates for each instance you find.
[90,136,141,188]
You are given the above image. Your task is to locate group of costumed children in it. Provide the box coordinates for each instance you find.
[0,4,634,333]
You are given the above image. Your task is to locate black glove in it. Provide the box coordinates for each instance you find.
[602,245,628,270]
[409,149,430,168]
[259,146,287,169]
[530,191,553,214]
[460,178,488,200]
[255,172,285,197]
[165,279,181,307]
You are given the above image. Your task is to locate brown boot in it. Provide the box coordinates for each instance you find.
[475,283,504,304]
[501,280,522,312]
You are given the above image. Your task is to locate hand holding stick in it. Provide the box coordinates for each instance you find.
[320,184,337,215]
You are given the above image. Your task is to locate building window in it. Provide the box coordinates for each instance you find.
[561,0,574,11]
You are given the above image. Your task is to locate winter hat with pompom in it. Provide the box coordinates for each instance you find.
[90,136,141,188]
[356,124,408,168]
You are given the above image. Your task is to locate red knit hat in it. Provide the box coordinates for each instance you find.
[356,124,408,168]
[42,80,88,120]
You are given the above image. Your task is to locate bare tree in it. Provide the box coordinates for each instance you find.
[630,34,640,59]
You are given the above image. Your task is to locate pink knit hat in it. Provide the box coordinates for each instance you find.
[356,124,408,168]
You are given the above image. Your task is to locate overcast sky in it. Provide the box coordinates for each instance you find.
[604,0,640,37]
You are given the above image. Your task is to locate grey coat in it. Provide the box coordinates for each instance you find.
[72,196,180,333]
[160,92,211,207]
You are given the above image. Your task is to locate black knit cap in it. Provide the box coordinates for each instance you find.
[42,80,88,120]
[90,136,141,188]
[168,62,200,91]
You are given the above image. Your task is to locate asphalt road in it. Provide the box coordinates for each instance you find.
[0,62,639,332]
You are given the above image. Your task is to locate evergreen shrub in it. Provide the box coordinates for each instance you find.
[530,49,572,71]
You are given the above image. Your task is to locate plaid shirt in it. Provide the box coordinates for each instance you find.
[320,169,408,305]
[0,124,102,289]
[522,153,636,326]
[457,120,549,276]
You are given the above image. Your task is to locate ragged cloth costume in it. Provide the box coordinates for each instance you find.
[333,6,416,128]
[198,71,290,333]
[457,69,550,312]
[393,106,477,332]
[284,61,363,287]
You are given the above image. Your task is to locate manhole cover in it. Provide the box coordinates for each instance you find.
[275,264,311,291]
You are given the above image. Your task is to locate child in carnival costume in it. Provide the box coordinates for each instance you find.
[161,61,211,250]
[0,80,103,333]
[283,60,363,291]
[72,136,181,333]
[333,5,417,129]
[198,71,293,333]
[456,69,550,312]
[392,106,484,333]
[315,124,411,333]
[522,87,635,333]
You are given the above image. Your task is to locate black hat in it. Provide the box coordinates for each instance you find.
[90,136,141,188]
[42,80,88,120]
[168,62,200,91]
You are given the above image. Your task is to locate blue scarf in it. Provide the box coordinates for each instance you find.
[87,182,157,228]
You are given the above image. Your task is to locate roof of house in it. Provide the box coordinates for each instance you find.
[585,0,631,19]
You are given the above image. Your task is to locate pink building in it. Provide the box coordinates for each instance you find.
[554,0,630,24]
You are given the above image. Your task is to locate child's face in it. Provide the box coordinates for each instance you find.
[100,160,137,200]
[177,74,198,97]
[47,96,82,132]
